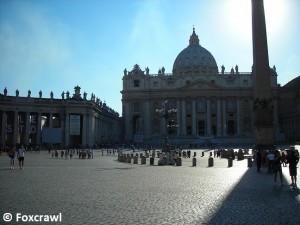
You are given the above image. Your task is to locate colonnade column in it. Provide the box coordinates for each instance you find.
[13,111,18,145]
[65,113,69,147]
[237,98,241,136]
[88,113,94,147]
[49,113,53,128]
[82,113,87,146]
[1,111,6,145]
[181,99,186,135]
[217,98,222,136]
[37,113,41,146]
[206,98,211,136]
[192,99,196,136]
[25,112,30,146]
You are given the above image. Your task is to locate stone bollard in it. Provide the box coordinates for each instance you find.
[127,156,131,163]
[210,152,212,157]
[201,152,204,157]
[134,156,138,164]
[141,156,146,165]
[228,157,233,167]
[131,153,134,158]
[176,157,182,166]
[248,158,252,167]
[140,153,143,158]
[208,157,214,167]
[194,152,197,157]
[192,157,197,167]
[150,157,154,165]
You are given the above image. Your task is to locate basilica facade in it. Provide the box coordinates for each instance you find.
[121,28,280,145]
[0,86,121,148]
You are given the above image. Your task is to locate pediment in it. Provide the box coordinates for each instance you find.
[181,79,222,90]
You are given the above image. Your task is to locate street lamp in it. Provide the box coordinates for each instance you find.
[167,120,179,148]
[155,100,177,153]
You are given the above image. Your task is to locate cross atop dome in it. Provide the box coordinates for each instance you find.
[189,27,200,46]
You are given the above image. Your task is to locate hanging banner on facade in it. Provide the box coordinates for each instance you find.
[70,115,81,135]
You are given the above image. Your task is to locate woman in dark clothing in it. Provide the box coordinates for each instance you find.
[273,150,283,185]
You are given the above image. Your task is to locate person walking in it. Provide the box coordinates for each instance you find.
[287,150,299,189]
[266,151,275,173]
[18,145,26,170]
[8,145,16,169]
[256,149,262,172]
[273,150,283,185]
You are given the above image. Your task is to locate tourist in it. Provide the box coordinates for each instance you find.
[18,145,26,169]
[256,149,262,172]
[8,145,16,169]
[287,150,299,189]
[273,150,283,185]
[266,151,275,173]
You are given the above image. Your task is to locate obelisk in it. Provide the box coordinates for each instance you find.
[251,0,274,149]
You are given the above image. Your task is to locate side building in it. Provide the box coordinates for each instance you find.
[0,86,121,148]
[278,76,300,142]
[121,28,281,146]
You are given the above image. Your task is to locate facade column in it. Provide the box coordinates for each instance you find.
[144,101,150,138]
[236,98,241,136]
[176,99,181,136]
[37,113,41,145]
[65,113,69,147]
[25,112,30,146]
[13,111,18,145]
[181,98,186,135]
[217,98,222,136]
[1,111,6,146]
[206,98,211,136]
[192,99,196,136]
[222,98,227,136]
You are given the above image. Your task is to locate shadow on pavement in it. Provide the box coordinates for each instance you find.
[203,167,300,225]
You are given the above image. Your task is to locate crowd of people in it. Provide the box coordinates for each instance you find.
[255,148,299,189]
[51,149,94,159]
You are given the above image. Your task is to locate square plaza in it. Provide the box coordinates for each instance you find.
[0,149,299,225]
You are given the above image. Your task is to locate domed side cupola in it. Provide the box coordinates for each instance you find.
[172,28,218,76]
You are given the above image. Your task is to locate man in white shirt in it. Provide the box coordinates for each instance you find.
[266,151,275,173]
[18,145,26,170]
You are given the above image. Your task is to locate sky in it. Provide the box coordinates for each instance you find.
[0,0,299,115]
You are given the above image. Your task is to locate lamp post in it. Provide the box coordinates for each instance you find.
[155,100,177,153]
[167,120,179,149]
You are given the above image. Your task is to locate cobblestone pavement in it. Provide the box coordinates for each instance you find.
[0,150,299,225]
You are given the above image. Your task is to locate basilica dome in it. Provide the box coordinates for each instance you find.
[172,28,218,75]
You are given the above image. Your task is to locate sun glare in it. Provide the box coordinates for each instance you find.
[225,0,287,40]
[264,0,287,35]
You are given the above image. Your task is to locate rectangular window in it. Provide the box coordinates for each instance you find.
[133,80,140,87]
